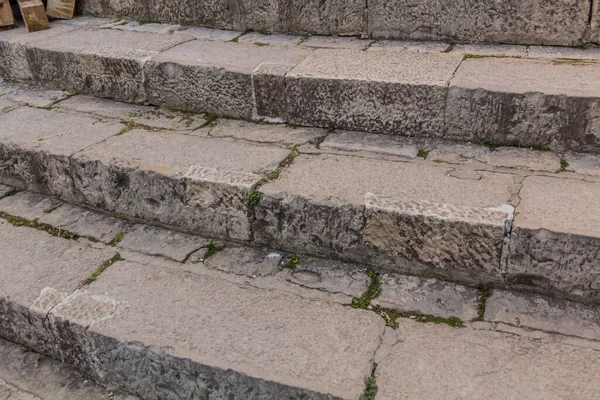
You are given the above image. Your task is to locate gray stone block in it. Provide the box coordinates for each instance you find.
[368,0,590,46]
[446,58,600,153]
[286,50,462,137]
[507,176,600,304]
[144,40,311,119]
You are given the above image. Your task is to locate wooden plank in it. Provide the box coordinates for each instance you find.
[18,0,49,32]
[46,0,75,20]
[0,0,16,28]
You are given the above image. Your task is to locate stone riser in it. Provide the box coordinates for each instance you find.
[2,22,600,153]
[74,0,600,47]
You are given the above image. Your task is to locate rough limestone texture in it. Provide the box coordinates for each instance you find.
[20,28,189,103]
[0,338,138,400]
[69,129,289,240]
[372,273,480,321]
[485,291,600,342]
[507,176,600,303]
[0,79,69,108]
[208,119,326,147]
[56,95,208,131]
[0,191,63,221]
[144,40,312,119]
[49,261,385,399]
[446,58,600,153]
[368,0,590,46]
[286,50,463,136]
[376,319,600,399]
[592,2,600,44]
[319,130,422,159]
[0,107,124,196]
[256,154,515,285]
[77,0,365,36]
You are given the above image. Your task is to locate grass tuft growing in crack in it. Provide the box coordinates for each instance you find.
[203,242,224,260]
[0,187,20,201]
[473,286,493,321]
[556,158,573,173]
[360,375,378,400]
[107,232,126,247]
[43,204,62,214]
[463,53,511,60]
[246,148,299,206]
[282,255,300,270]
[416,149,430,160]
[0,211,78,240]
[85,253,122,285]
[351,269,382,309]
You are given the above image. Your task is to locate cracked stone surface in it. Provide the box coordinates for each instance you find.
[56,95,207,131]
[202,246,281,276]
[174,26,242,41]
[50,260,385,399]
[485,290,600,342]
[237,32,301,47]
[368,40,451,53]
[299,36,370,50]
[209,119,326,147]
[452,44,529,58]
[117,224,211,262]
[376,319,600,399]
[0,338,138,400]
[0,192,63,221]
[507,176,600,303]
[0,80,69,108]
[372,273,480,321]
[319,130,421,159]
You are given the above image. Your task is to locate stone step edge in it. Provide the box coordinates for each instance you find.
[2,18,600,153]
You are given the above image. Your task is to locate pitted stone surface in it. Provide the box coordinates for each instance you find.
[38,203,133,243]
[0,221,116,306]
[372,273,479,321]
[0,338,138,400]
[286,50,463,136]
[117,224,210,262]
[144,40,311,118]
[447,58,600,152]
[0,192,63,221]
[51,260,385,399]
[376,319,600,399]
[209,119,326,147]
[485,291,600,342]
[507,176,600,302]
[367,0,590,46]
[56,95,207,131]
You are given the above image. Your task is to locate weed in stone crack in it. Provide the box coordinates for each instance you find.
[246,148,299,207]
[116,121,136,136]
[246,190,262,206]
[360,376,378,400]
[86,253,122,285]
[107,232,126,247]
[0,211,79,240]
[557,158,571,173]
[203,242,224,260]
[43,204,62,214]
[416,149,430,160]
[374,308,403,328]
[19,347,32,353]
[254,42,269,46]
[282,255,300,270]
[400,311,465,327]
[0,187,19,201]
[351,269,382,309]
[553,57,596,65]
[297,33,311,45]
[463,53,510,60]
[473,286,493,322]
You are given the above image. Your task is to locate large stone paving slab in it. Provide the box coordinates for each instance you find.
[367,0,590,46]
[49,260,384,399]
[446,58,600,153]
[507,175,600,303]
[286,50,462,137]
[256,153,516,285]
[376,319,600,399]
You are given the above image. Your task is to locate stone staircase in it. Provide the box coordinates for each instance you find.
[1,14,600,400]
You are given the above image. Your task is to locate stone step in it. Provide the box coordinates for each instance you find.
[72,0,600,47]
[2,18,600,152]
[2,188,600,399]
[1,80,600,303]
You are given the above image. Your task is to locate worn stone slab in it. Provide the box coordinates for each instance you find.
[528,46,600,60]
[376,319,600,399]
[208,119,326,147]
[368,0,590,46]
[112,21,183,34]
[256,154,515,285]
[20,28,190,103]
[299,36,370,50]
[507,176,600,303]
[203,246,281,277]
[286,50,462,137]
[117,224,210,262]
[237,32,301,47]
[0,338,138,400]
[566,153,600,176]
[319,130,422,159]
[368,40,451,53]
[426,143,491,165]
[48,260,384,399]
[0,191,63,221]
[144,40,311,119]
[447,58,600,153]
[38,202,133,243]
[485,290,600,342]
[174,27,242,41]
[0,80,69,108]
[78,0,365,37]
[69,129,289,240]
[452,44,528,58]
[0,184,11,197]
[372,273,480,321]
[476,147,562,172]
[0,221,116,307]
[56,95,207,131]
